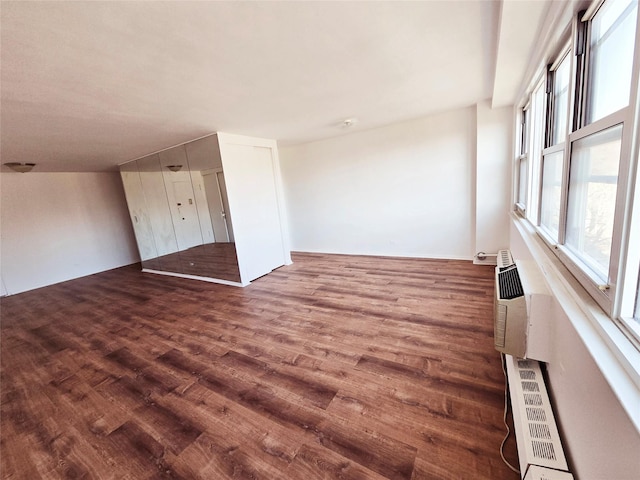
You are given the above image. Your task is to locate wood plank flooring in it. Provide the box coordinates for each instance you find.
[0,252,519,479]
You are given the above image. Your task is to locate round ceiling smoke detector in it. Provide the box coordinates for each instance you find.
[341,118,358,128]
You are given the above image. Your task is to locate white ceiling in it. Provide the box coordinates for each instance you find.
[1,1,551,172]
[492,0,553,108]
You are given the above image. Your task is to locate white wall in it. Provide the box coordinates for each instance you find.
[510,220,640,479]
[0,172,139,295]
[474,101,512,255]
[280,107,476,259]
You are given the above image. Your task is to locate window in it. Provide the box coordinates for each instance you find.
[551,53,571,145]
[539,150,563,240]
[517,158,528,207]
[515,0,640,344]
[586,0,638,123]
[540,50,572,242]
[560,0,638,311]
[626,274,640,339]
[619,148,640,343]
[515,106,529,213]
[565,124,623,281]
[635,281,640,321]
[528,81,546,224]
[521,107,529,156]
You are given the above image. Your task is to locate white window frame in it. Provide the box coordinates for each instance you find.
[520,0,640,346]
[527,78,547,226]
[538,45,573,245]
[616,63,640,345]
[512,0,640,432]
[515,104,530,216]
[555,0,640,317]
[530,2,640,317]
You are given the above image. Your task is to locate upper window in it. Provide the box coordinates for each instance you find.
[586,0,638,123]
[521,107,529,155]
[562,0,639,301]
[539,49,572,241]
[528,82,547,224]
[551,53,571,145]
[516,106,530,212]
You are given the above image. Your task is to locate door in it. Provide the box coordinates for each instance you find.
[216,171,235,242]
[203,170,231,242]
[170,180,203,251]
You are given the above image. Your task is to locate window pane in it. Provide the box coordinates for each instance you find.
[587,0,638,123]
[540,151,564,240]
[526,84,546,223]
[566,125,623,279]
[518,156,528,206]
[635,277,640,321]
[521,108,529,155]
[552,55,570,145]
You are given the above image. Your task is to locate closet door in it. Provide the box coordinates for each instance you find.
[120,163,158,261]
[218,134,288,283]
[137,154,178,257]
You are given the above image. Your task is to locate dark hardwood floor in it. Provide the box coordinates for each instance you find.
[0,253,519,479]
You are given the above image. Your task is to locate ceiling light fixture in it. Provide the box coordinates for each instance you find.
[4,162,36,173]
[166,165,183,172]
[341,118,358,128]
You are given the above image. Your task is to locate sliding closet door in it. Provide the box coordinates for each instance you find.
[120,163,158,261]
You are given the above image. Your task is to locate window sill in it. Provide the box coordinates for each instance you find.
[512,213,640,432]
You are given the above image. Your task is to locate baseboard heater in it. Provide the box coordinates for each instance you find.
[505,354,574,480]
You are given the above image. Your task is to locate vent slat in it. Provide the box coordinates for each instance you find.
[524,393,543,406]
[526,407,547,422]
[532,440,557,460]
[529,423,552,440]
[517,359,535,369]
[519,370,536,380]
[497,249,514,268]
[498,266,524,299]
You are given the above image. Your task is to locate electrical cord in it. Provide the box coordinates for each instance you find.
[500,353,521,475]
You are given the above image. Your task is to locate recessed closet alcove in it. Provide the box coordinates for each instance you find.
[119,133,291,286]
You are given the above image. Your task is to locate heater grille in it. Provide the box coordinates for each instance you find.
[497,249,515,269]
[532,440,557,461]
[518,359,535,369]
[505,355,569,473]
[526,407,547,422]
[498,266,525,299]
[519,369,536,380]
[524,393,543,406]
[529,423,552,440]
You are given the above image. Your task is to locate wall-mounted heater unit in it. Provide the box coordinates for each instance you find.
[494,250,527,357]
[506,355,573,479]
[494,250,552,361]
